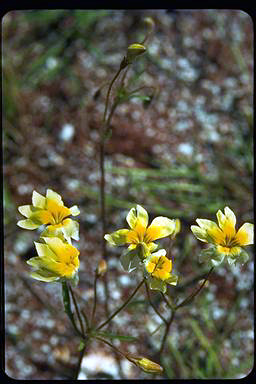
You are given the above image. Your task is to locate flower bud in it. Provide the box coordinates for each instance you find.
[126,43,146,64]
[97,259,107,276]
[126,354,163,374]
[143,17,155,30]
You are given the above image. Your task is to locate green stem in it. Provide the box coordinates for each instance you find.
[96,279,145,330]
[160,291,175,311]
[90,271,98,326]
[158,309,176,355]
[81,309,90,331]
[145,282,168,324]
[74,342,87,379]
[175,267,214,309]
[99,62,128,323]
[62,281,84,338]
[69,284,86,336]
[95,336,128,359]
[103,66,124,126]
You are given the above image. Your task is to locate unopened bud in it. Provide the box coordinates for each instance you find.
[126,354,163,374]
[143,17,155,30]
[126,43,146,64]
[97,259,107,276]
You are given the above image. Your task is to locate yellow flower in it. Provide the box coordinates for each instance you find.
[105,204,177,257]
[27,237,80,282]
[144,249,178,293]
[191,206,254,266]
[17,189,80,243]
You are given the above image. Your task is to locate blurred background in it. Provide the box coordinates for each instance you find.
[3,9,253,379]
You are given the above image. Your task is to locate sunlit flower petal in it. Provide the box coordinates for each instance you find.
[224,206,236,227]
[17,219,40,230]
[216,207,236,238]
[46,189,64,205]
[235,223,254,246]
[191,225,208,243]
[34,241,57,260]
[126,204,148,229]
[30,270,60,282]
[104,229,130,246]
[145,217,176,242]
[105,205,179,272]
[27,237,80,282]
[144,249,177,292]
[196,219,225,244]
[192,207,253,267]
[18,205,34,218]
[70,205,80,216]
[17,189,80,242]
[32,190,46,209]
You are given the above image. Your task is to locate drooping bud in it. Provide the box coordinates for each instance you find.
[126,354,163,374]
[143,17,155,30]
[126,43,146,64]
[97,259,107,276]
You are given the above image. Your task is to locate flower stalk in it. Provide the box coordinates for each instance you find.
[62,281,84,338]
[96,279,145,330]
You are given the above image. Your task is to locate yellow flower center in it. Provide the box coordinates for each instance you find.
[217,245,241,256]
[146,255,172,281]
[127,223,146,244]
[126,223,161,245]
[46,199,71,225]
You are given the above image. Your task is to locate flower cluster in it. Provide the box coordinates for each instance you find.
[17,194,253,287]
[105,204,253,292]
[191,206,253,266]
[104,204,180,293]
[17,189,80,283]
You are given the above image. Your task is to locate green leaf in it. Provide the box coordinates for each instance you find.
[120,249,140,272]
[95,331,138,342]
[62,281,73,319]
[148,277,167,293]
[78,340,86,351]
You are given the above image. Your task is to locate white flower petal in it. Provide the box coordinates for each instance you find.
[32,191,46,209]
[46,189,63,205]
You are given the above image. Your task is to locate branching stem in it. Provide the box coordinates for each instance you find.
[96,279,145,330]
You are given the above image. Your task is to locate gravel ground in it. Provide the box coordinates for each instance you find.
[3,9,253,379]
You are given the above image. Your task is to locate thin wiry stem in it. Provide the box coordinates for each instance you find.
[96,279,145,330]
[95,336,127,359]
[69,284,86,336]
[144,282,168,324]
[160,291,175,311]
[81,309,90,331]
[99,63,128,323]
[158,309,176,355]
[103,66,123,126]
[175,267,214,309]
[74,342,87,379]
[90,271,98,326]
[62,281,84,338]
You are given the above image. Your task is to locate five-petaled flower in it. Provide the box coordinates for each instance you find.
[17,189,80,243]
[27,237,80,282]
[144,249,178,293]
[104,204,177,257]
[191,206,254,266]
